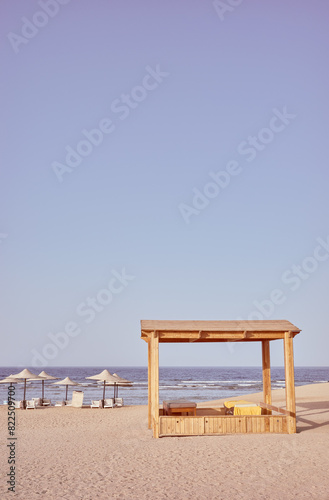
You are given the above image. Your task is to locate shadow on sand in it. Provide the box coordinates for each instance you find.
[296,401,329,432]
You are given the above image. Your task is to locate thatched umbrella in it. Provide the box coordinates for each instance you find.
[0,376,19,384]
[0,376,21,404]
[52,377,80,401]
[28,371,58,403]
[11,369,44,409]
[86,369,118,407]
[112,373,132,401]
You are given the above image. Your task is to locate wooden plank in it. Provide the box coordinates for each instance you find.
[142,332,298,342]
[154,332,159,438]
[185,418,191,435]
[175,418,181,435]
[259,402,295,417]
[150,331,159,438]
[265,416,270,433]
[282,417,288,434]
[284,332,297,434]
[160,332,246,340]
[262,340,272,415]
[240,417,247,433]
[273,417,282,433]
[160,415,289,436]
[159,417,204,436]
[159,416,164,435]
[150,334,154,434]
[193,418,204,435]
[147,339,151,429]
[157,331,289,341]
[277,417,284,433]
[141,320,300,333]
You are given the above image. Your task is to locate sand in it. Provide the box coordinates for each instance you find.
[1,382,328,499]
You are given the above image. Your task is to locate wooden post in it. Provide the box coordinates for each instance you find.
[150,331,159,438]
[284,331,296,433]
[262,340,272,415]
[148,339,152,429]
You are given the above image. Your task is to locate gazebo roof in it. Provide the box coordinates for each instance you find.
[141,320,301,343]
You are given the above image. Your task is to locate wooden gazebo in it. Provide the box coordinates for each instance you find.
[141,320,301,438]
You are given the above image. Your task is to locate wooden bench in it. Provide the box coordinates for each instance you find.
[163,400,197,416]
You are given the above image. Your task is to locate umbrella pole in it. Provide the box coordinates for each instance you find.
[65,385,68,401]
[23,379,26,409]
[42,380,44,403]
[102,381,105,408]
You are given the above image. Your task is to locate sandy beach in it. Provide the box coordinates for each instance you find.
[1,382,328,499]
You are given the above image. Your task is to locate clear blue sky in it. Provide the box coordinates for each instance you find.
[1,0,328,367]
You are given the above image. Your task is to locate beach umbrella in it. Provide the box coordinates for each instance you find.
[86,369,118,405]
[11,369,44,408]
[39,371,58,400]
[0,376,21,392]
[112,373,132,401]
[28,371,58,402]
[0,377,21,404]
[0,376,20,384]
[52,376,80,401]
[98,373,132,402]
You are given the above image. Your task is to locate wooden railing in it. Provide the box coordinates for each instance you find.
[259,402,295,418]
[159,414,288,436]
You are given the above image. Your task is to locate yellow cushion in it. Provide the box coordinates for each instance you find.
[224,400,261,415]
[224,400,253,409]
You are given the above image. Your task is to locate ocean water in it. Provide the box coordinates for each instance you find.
[1,366,328,406]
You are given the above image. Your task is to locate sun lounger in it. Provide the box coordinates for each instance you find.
[114,398,123,407]
[104,398,114,408]
[55,401,66,406]
[14,401,24,409]
[42,399,51,406]
[91,400,102,408]
[26,399,37,409]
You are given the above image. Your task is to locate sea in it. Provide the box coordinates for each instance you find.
[1,366,328,406]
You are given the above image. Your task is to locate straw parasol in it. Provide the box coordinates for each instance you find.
[112,373,132,401]
[11,369,44,408]
[86,369,118,406]
[0,376,20,384]
[52,376,80,401]
[28,371,58,402]
[0,376,21,404]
